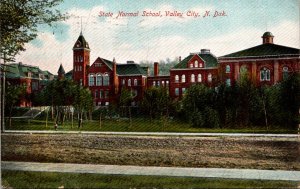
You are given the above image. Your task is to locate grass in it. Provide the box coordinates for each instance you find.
[5,118,296,134]
[2,170,298,188]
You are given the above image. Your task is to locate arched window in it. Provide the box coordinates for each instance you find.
[128,79,131,86]
[197,74,202,82]
[162,81,165,86]
[282,66,289,80]
[199,63,203,68]
[181,74,186,83]
[195,60,198,68]
[226,65,231,73]
[175,75,179,83]
[134,79,138,86]
[103,73,109,86]
[190,64,194,68]
[122,79,125,85]
[208,73,212,82]
[191,74,195,82]
[152,81,156,86]
[96,74,102,86]
[89,74,95,86]
[260,67,270,81]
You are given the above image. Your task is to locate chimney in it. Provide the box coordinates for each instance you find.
[200,49,210,54]
[179,56,181,62]
[113,57,118,94]
[154,62,159,76]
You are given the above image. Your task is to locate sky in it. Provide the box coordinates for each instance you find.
[15,0,299,74]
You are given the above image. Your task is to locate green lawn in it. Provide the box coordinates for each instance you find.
[2,170,298,188]
[5,118,296,134]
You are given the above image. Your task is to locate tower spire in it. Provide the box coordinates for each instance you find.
[80,17,83,36]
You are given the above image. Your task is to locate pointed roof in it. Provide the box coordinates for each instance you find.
[220,43,300,58]
[58,64,65,74]
[73,32,90,50]
[173,51,218,69]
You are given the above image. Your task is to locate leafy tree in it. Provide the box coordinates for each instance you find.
[73,85,93,128]
[182,84,220,128]
[0,0,66,62]
[5,82,26,127]
[278,73,300,128]
[141,87,172,121]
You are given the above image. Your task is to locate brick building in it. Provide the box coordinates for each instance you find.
[169,49,219,98]
[1,62,54,106]
[219,32,300,86]
[64,31,299,105]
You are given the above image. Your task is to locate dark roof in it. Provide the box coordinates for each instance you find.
[2,63,53,80]
[58,64,65,74]
[262,31,274,37]
[117,63,148,76]
[221,43,300,58]
[174,53,218,69]
[73,33,90,50]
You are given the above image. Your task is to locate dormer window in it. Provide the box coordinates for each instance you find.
[195,60,198,68]
[76,43,79,47]
[190,64,194,68]
[199,63,203,68]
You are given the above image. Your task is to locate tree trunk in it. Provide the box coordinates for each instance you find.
[129,106,132,129]
[262,97,268,130]
[46,108,49,128]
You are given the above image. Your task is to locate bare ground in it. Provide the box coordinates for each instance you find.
[1,134,300,170]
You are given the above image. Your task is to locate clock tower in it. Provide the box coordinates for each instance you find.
[72,32,90,86]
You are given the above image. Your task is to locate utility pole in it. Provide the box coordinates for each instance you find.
[1,52,6,132]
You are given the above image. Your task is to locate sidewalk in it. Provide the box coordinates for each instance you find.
[3,130,299,138]
[2,161,300,181]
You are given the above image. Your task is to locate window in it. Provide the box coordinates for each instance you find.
[199,63,203,68]
[105,102,109,106]
[195,60,198,68]
[80,79,82,86]
[208,73,212,82]
[79,66,82,71]
[153,81,156,86]
[104,90,109,98]
[162,81,165,86]
[190,64,194,68]
[260,67,270,81]
[166,81,169,86]
[226,78,231,86]
[226,65,231,73]
[134,79,138,86]
[95,90,98,98]
[122,79,125,85]
[182,88,186,94]
[128,79,131,86]
[99,90,103,99]
[96,74,102,86]
[282,66,289,80]
[157,81,160,87]
[191,74,195,82]
[175,88,179,96]
[197,74,202,82]
[103,73,109,86]
[89,74,94,86]
[80,56,83,62]
[181,74,186,83]
[175,75,179,83]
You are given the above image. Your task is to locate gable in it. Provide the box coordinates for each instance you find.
[88,57,113,74]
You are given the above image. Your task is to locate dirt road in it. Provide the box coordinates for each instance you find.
[1,134,299,170]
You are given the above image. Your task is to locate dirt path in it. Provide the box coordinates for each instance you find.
[1,134,300,170]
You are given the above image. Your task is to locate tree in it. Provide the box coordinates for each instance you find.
[0,0,67,62]
[141,87,172,122]
[5,82,26,127]
[73,85,93,129]
[182,84,220,128]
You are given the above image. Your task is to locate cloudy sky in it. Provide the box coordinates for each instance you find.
[16,0,299,74]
